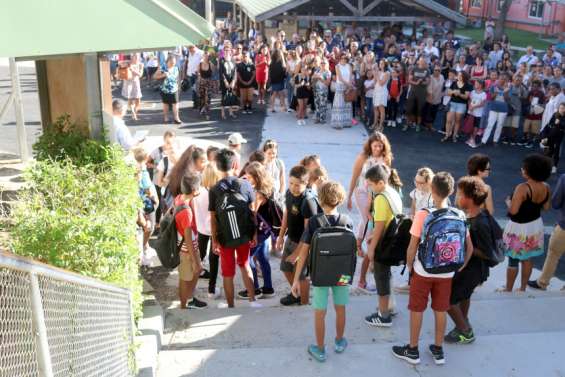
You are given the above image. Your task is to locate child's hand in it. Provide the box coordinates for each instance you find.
[286,251,300,264]
[275,236,284,252]
[291,281,300,298]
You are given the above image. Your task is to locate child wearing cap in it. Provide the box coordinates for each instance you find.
[227,132,247,174]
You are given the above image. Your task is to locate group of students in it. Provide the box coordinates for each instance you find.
[130,122,565,367]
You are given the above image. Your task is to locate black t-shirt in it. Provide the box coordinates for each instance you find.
[285,189,321,243]
[301,214,353,244]
[269,61,286,84]
[411,67,429,91]
[467,211,492,281]
[450,82,473,104]
[237,62,255,87]
[208,176,255,212]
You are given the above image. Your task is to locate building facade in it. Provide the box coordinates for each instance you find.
[461,0,565,36]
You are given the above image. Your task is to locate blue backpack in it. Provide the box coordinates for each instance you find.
[418,207,467,274]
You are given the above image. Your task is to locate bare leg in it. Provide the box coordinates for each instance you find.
[447,304,471,332]
[359,256,370,286]
[378,294,390,317]
[279,92,287,111]
[453,113,463,138]
[520,260,533,291]
[314,309,326,348]
[239,264,256,301]
[505,267,519,292]
[283,271,294,286]
[270,92,276,111]
[300,279,310,305]
[179,275,199,308]
[335,305,346,340]
[162,103,169,122]
[434,311,447,347]
[460,299,471,320]
[224,277,235,307]
[409,311,423,348]
[172,103,180,122]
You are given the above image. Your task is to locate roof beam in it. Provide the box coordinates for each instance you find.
[277,15,435,22]
[339,0,360,15]
[252,0,311,22]
[410,0,466,24]
[362,0,385,15]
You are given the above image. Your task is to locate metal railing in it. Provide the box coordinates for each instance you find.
[0,251,134,377]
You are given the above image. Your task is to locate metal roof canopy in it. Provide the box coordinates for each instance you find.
[236,0,466,24]
[0,0,214,60]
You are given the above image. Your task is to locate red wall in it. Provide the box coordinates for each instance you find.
[462,0,565,35]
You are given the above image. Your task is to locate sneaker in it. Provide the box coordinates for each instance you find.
[402,124,409,132]
[429,344,445,365]
[199,269,211,279]
[415,124,421,132]
[501,137,509,145]
[364,312,392,327]
[391,120,397,128]
[444,328,475,344]
[334,338,348,353]
[510,139,517,146]
[392,344,420,365]
[307,345,326,362]
[237,289,261,299]
[527,280,546,290]
[280,293,301,306]
[552,166,557,174]
[297,120,302,126]
[207,288,221,300]
[525,141,534,149]
[249,300,263,308]
[287,108,293,113]
[259,287,275,298]
[187,297,208,309]
[217,302,230,309]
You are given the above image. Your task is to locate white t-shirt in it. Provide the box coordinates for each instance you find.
[409,189,433,213]
[156,156,175,187]
[193,187,211,236]
[110,116,135,151]
[364,79,375,98]
[470,90,487,117]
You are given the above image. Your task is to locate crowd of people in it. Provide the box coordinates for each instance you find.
[113,23,565,172]
[120,116,565,365]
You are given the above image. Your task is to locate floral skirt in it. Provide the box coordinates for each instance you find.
[331,84,352,128]
[503,217,544,260]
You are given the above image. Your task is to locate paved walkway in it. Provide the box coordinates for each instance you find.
[155,109,565,377]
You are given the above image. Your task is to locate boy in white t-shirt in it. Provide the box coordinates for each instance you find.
[465,80,488,148]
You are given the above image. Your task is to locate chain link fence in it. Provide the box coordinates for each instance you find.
[0,251,134,377]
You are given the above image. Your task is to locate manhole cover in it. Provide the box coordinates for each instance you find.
[0,167,22,177]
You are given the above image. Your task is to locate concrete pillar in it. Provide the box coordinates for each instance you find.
[205,0,212,24]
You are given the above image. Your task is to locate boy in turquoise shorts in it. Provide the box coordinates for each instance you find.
[290,181,354,362]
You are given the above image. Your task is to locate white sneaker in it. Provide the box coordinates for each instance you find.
[249,301,263,308]
[217,302,230,309]
[552,166,557,174]
[297,120,302,125]
[207,288,221,300]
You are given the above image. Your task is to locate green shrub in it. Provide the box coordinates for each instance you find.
[32,114,112,166]
[11,141,143,321]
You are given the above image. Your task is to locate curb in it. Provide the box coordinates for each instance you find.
[136,279,164,377]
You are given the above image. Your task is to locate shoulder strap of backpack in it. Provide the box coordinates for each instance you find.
[379,190,402,216]
[316,214,331,228]
[163,156,169,177]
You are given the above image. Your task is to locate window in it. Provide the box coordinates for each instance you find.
[529,1,544,18]
[470,0,482,8]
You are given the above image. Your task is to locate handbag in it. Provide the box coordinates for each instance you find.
[461,114,475,135]
[117,65,132,81]
[344,88,358,102]
[222,89,239,107]
[180,78,190,92]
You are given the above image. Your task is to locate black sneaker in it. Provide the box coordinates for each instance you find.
[260,287,275,298]
[187,297,208,309]
[392,344,420,365]
[280,293,301,306]
[199,269,211,279]
[444,328,475,344]
[527,280,546,290]
[237,289,262,299]
[429,344,445,365]
[364,312,392,328]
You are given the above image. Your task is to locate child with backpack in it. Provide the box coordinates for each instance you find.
[393,172,472,366]
[364,164,403,328]
[446,176,500,344]
[290,181,355,362]
[276,165,322,306]
[176,173,208,309]
[209,149,259,308]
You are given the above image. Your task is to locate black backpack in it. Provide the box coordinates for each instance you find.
[309,214,357,287]
[155,204,188,269]
[215,179,255,248]
[374,191,412,266]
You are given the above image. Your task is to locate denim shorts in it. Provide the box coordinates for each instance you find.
[312,285,350,310]
[449,102,467,114]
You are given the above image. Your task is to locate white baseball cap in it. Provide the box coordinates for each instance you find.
[228,132,247,145]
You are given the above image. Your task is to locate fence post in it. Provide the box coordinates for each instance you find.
[29,273,54,377]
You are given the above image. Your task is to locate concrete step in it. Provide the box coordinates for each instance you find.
[156,330,565,377]
[162,293,565,352]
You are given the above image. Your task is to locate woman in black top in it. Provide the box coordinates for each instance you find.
[541,102,565,172]
[295,65,312,125]
[269,49,287,113]
[443,71,472,143]
[237,52,256,114]
[219,50,238,119]
[198,52,215,120]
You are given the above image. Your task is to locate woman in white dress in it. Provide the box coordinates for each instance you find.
[121,53,144,120]
[372,59,390,132]
[331,54,353,130]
